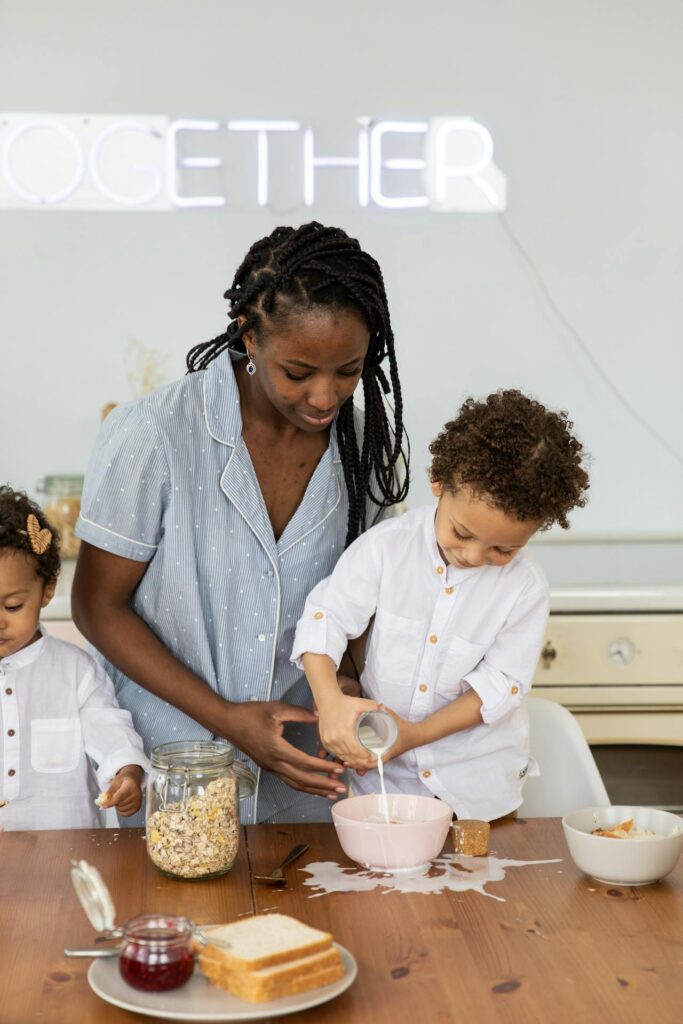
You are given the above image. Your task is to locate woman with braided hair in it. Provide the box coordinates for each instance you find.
[72,222,409,823]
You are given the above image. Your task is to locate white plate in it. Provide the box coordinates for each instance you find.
[88,943,357,1022]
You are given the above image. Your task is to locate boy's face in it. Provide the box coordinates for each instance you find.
[0,552,55,659]
[431,483,542,569]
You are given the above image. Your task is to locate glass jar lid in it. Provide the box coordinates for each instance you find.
[70,859,117,932]
[35,475,84,497]
[151,739,236,773]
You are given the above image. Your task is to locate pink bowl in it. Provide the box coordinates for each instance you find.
[331,793,453,871]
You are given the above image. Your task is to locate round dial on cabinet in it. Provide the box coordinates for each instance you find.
[607,637,637,666]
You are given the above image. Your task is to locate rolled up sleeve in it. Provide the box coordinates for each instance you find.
[78,659,150,790]
[464,574,550,725]
[291,531,382,669]
[76,400,169,562]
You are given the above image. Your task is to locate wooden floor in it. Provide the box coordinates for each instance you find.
[591,744,683,811]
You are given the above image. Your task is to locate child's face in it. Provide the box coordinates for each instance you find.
[431,483,542,569]
[0,552,55,659]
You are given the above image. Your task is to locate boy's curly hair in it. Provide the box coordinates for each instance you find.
[429,390,589,530]
[0,485,61,584]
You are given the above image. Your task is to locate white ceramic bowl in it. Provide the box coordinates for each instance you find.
[562,806,683,886]
[331,793,452,871]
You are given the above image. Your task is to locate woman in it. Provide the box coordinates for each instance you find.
[72,222,409,823]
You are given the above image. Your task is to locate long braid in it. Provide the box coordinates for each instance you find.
[187,222,410,546]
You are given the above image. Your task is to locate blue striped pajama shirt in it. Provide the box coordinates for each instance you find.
[76,349,355,823]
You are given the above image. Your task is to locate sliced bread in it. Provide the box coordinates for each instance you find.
[199,913,334,971]
[199,946,345,1003]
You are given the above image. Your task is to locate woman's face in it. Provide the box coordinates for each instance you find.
[243,307,370,432]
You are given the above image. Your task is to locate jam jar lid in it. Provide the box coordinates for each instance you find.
[70,859,117,932]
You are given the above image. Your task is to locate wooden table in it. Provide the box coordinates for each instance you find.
[1,819,682,1023]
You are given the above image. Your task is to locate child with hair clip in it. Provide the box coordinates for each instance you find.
[0,486,149,830]
[292,390,590,822]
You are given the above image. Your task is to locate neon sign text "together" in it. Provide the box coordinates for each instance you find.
[0,114,507,212]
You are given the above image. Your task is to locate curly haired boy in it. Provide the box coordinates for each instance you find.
[293,390,589,822]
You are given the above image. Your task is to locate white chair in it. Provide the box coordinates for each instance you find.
[519,697,611,817]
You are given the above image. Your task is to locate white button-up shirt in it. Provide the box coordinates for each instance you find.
[292,506,549,820]
[0,630,149,830]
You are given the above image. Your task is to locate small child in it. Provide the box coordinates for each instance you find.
[0,486,149,830]
[292,390,590,822]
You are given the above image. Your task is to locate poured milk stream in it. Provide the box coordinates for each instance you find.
[357,724,390,823]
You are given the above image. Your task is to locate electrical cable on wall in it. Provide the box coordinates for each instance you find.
[496,212,683,470]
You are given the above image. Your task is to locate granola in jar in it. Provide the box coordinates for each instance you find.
[146,741,255,881]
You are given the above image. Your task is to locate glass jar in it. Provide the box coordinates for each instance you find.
[35,474,84,559]
[119,914,194,992]
[146,740,256,881]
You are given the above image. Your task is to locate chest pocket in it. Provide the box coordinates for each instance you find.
[437,635,488,700]
[31,718,82,774]
[364,607,424,687]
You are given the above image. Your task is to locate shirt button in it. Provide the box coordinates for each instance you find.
[257,633,266,642]
[445,586,454,595]
[436,566,444,575]
[314,612,324,620]
[429,634,438,644]
[418,683,428,693]
[422,770,432,779]
[5,688,12,696]
[511,685,519,695]
[7,729,15,737]
[8,769,16,777]
[266,570,274,577]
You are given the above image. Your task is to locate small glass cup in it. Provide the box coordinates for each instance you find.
[119,913,194,992]
[356,710,398,754]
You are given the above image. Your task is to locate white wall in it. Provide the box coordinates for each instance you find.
[1,1,682,583]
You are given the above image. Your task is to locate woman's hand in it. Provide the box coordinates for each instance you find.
[215,701,349,800]
[100,765,143,816]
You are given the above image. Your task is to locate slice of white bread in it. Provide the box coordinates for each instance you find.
[199,946,345,1003]
[198,914,334,971]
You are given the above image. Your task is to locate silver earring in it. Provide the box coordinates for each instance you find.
[246,356,256,376]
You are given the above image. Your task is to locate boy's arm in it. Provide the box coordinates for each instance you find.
[382,688,482,762]
[303,653,379,765]
[463,573,550,725]
[292,532,384,766]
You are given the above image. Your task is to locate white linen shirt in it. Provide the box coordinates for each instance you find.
[0,630,149,830]
[291,505,550,821]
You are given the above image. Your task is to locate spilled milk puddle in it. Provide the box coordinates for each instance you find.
[299,853,562,901]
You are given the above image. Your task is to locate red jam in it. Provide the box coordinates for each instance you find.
[119,914,194,992]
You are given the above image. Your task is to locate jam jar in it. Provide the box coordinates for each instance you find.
[146,740,256,880]
[119,914,194,992]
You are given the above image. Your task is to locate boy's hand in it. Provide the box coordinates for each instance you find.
[353,706,420,775]
[317,694,381,770]
[378,707,421,764]
[100,765,143,817]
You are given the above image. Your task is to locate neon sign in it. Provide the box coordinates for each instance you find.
[0,114,506,212]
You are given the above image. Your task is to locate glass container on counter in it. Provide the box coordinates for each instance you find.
[119,914,194,992]
[70,861,196,993]
[146,740,256,880]
[35,474,84,559]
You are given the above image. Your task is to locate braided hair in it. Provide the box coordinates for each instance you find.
[187,222,410,546]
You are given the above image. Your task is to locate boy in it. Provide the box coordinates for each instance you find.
[292,390,589,821]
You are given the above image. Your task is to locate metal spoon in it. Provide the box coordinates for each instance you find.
[252,843,309,885]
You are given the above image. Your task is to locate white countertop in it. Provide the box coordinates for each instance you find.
[42,557,683,620]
